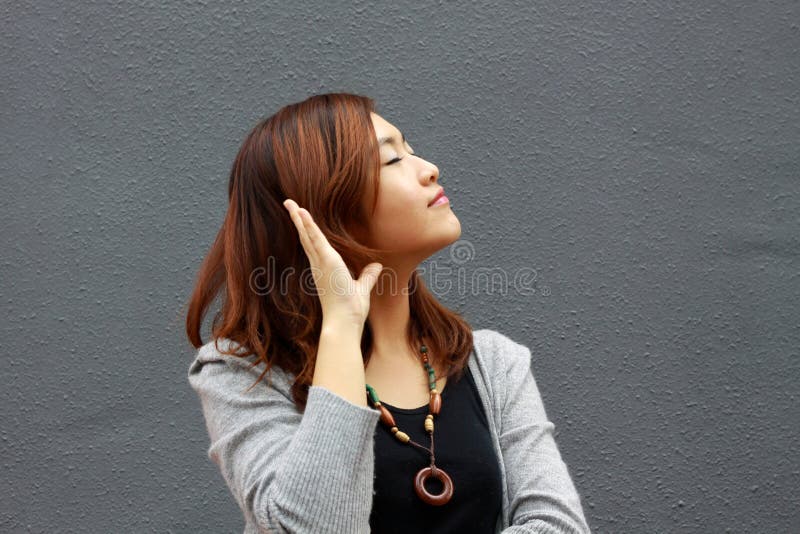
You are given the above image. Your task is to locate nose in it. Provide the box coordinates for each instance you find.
[422,162,439,184]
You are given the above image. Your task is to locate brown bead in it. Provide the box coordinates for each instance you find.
[378,404,396,427]
[429,392,442,415]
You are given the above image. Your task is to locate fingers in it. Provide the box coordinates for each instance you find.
[283,199,342,267]
[357,262,384,293]
[298,206,331,255]
[283,199,318,265]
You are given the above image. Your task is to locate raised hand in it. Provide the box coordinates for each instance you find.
[282,198,383,329]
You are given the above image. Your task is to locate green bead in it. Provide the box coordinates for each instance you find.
[365,384,380,404]
[420,345,428,353]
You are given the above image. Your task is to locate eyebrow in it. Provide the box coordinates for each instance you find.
[377,131,406,147]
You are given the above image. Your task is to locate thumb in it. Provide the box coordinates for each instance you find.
[357,263,383,292]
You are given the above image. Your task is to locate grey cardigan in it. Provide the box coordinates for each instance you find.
[187,328,591,533]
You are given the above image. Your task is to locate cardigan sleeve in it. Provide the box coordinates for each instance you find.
[187,348,380,533]
[497,337,592,534]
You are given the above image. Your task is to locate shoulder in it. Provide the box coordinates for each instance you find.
[470,328,535,400]
[187,337,294,396]
[471,328,533,372]
[188,337,256,373]
[468,328,539,419]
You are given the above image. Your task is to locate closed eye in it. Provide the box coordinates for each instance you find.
[386,152,418,165]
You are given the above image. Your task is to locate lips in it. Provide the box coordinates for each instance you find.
[428,188,445,207]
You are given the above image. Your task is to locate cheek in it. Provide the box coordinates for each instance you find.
[370,187,429,242]
[375,176,422,216]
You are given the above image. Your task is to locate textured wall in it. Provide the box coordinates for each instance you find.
[2,1,798,532]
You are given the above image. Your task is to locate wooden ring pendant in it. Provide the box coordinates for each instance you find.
[414,465,454,505]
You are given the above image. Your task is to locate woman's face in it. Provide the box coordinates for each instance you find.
[363,112,461,262]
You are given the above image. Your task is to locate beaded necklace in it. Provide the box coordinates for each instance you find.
[365,343,454,506]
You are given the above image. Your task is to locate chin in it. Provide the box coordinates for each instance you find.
[448,226,462,245]
[432,220,462,252]
[447,215,462,241]
[384,217,463,259]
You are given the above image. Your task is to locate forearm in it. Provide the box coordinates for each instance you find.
[189,331,381,533]
[264,318,376,531]
[312,317,367,406]
[265,384,379,533]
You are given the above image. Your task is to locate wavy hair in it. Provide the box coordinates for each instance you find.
[184,92,473,411]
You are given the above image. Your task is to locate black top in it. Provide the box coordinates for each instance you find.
[368,366,503,533]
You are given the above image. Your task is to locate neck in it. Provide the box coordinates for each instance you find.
[366,260,420,365]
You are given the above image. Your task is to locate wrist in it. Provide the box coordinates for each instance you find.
[321,316,364,338]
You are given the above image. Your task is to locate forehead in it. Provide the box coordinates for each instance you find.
[370,112,406,147]
[371,112,400,137]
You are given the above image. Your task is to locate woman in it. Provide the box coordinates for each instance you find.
[185,93,591,533]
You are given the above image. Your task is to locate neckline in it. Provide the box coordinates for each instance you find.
[376,373,454,414]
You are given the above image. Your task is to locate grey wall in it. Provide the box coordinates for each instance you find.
[2,1,798,532]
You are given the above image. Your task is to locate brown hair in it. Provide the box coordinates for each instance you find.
[184,92,473,411]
